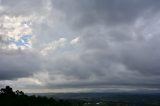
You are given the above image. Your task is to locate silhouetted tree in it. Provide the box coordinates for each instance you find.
[0,86,81,106]
[15,90,24,96]
[0,86,15,96]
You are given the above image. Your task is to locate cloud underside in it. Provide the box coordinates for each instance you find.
[0,0,160,92]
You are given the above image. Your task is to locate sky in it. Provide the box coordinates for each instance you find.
[0,0,160,93]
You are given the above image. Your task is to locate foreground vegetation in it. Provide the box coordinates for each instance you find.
[0,86,83,106]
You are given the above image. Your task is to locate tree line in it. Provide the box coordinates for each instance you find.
[0,86,83,106]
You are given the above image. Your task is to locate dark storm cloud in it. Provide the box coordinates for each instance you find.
[52,0,160,28]
[48,80,160,89]
[120,35,160,75]
[44,0,160,90]
[0,49,42,80]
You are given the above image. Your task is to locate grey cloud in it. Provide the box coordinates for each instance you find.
[52,0,160,29]
[121,35,160,75]
[42,0,160,91]
[46,46,160,90]
[0,0,49,80]
[48,82,160,90]
[1,0,160,92]
[0,49,42,80]
[0,0,46,16]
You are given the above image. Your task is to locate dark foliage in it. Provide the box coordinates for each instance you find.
[0,86,82,106]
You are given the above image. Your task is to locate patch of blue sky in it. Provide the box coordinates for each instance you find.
[9,35,32,47]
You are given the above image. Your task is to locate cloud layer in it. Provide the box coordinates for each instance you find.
[0,0,160,92]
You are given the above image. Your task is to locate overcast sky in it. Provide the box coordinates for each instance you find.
[0,0,160,93]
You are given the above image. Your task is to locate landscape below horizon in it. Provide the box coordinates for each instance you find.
[1,86,160,106]
[38,92,160,106]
